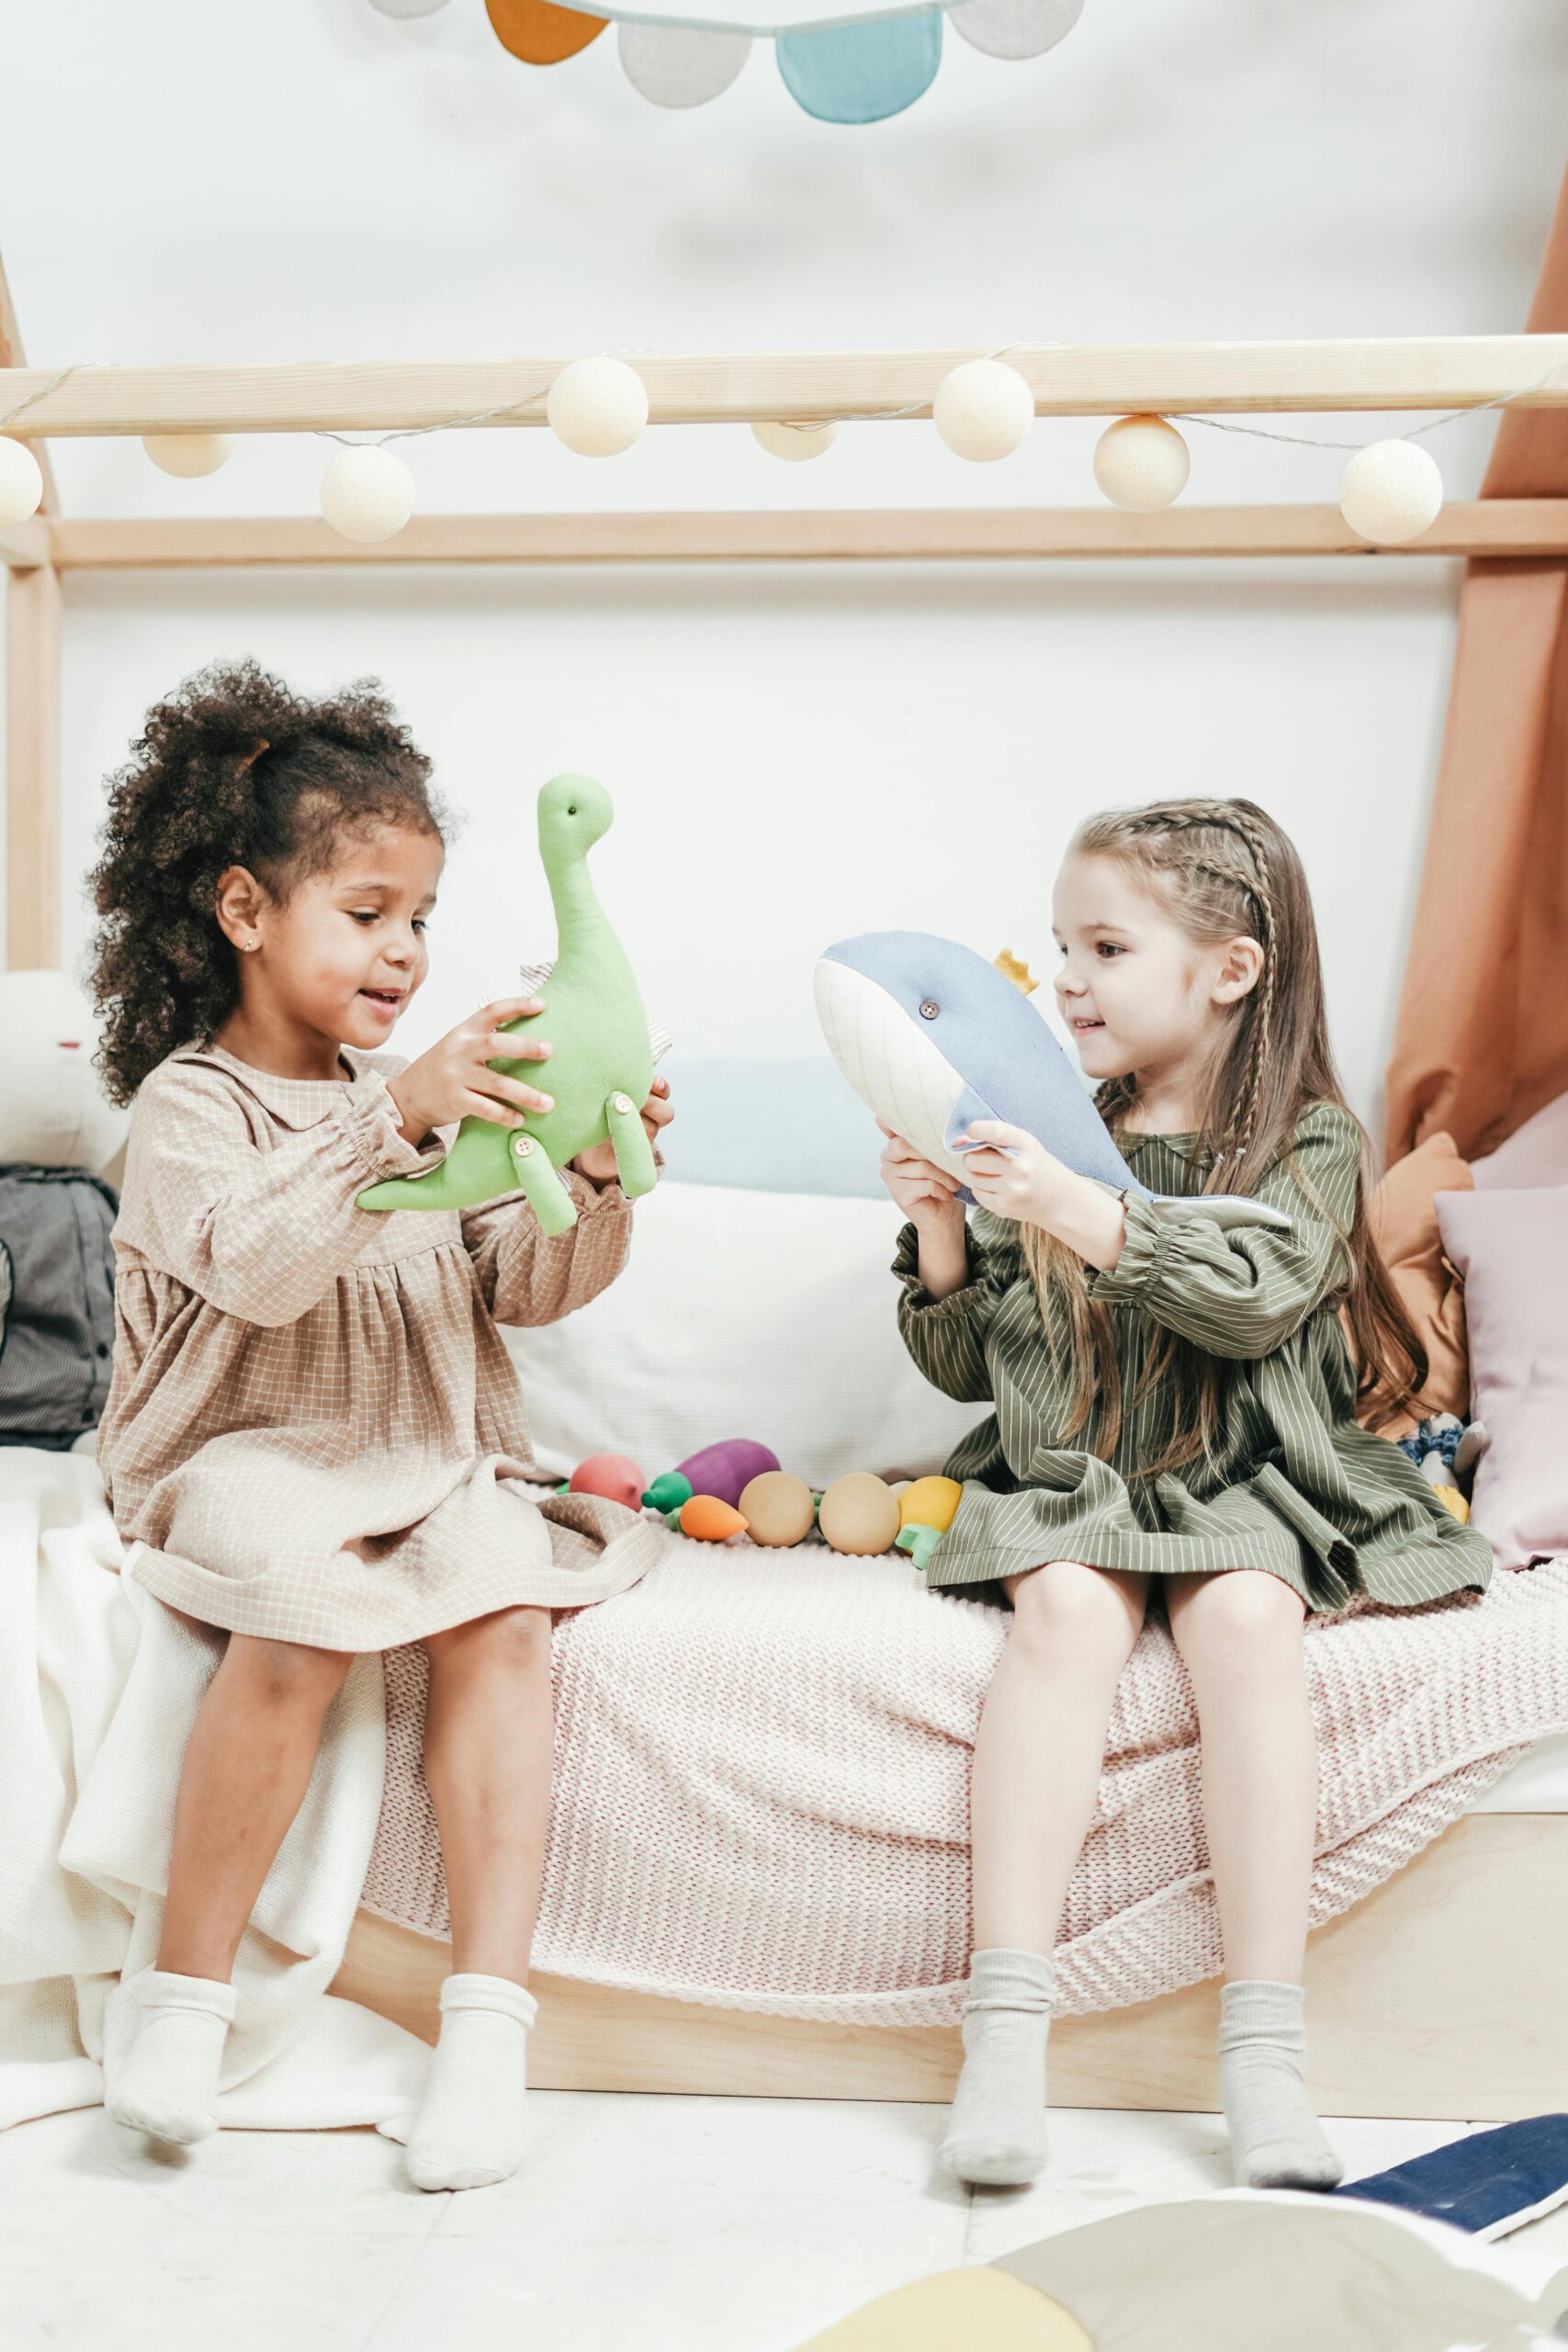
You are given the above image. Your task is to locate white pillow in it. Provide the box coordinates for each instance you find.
[502,1181,988,1490]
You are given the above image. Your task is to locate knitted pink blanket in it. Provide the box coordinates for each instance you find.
[361,1544,1568,2026]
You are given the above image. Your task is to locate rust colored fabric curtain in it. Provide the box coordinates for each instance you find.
[1384,170,1568,1164]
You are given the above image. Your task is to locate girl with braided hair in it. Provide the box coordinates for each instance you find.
[881,795,1490,2194]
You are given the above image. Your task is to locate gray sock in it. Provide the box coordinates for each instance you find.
[1218,1979,1343,2190]
[937,1947,1055,2188]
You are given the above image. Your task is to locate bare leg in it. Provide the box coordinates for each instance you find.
[1165,1568,1341,2189]
[110,1634,353,2143]
[158,1634,355,1979]
[941,1561,1148,2186]
[406,1606,553,2191]
[1164,1569,1316,1984]
[971,1560,1150,1952]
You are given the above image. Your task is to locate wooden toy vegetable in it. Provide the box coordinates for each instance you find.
[895,1475,964,1571]
[668,1494,750,1542]
[675,1439,781,1511]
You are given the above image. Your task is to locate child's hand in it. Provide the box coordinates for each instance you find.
[954,1120,1068,1226]
[388,997,554,1147]
[572,1077,673,1187]
[878,1124,965,1238]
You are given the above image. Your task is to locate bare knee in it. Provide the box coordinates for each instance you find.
[425,1606,552,1677]
[1168,1572,1305,1689]
[1006,1560,1147,1668]
[227,1634,355,1713]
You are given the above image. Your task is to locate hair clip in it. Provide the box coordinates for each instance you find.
[236,737,270,775]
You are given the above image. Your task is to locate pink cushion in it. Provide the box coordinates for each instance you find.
[1472,1090,1568,1190]
[1436,1185,1568,1570]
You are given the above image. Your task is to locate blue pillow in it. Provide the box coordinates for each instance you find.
[658,1056,886,1198]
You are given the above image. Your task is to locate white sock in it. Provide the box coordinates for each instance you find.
[1219,1979,1344,2190]
[108,1970,236,2145]
[937,1948,1056,2188]
[405,1973,537,2193]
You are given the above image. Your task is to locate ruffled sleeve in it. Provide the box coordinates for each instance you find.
[1086,1102,1361,1360]
[892,1214,1019,1404]
[118,1057,442,1329]
[460,1168,635,1328]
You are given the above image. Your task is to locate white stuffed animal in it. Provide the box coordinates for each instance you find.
[0,970,129,1451]
[0,968,129,1172]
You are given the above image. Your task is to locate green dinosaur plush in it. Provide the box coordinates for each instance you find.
[356,774,656,1233]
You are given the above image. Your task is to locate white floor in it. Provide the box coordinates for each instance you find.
[2,2095,1564,2352]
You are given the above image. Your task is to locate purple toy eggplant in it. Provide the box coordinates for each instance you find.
[673,1439,781,1512]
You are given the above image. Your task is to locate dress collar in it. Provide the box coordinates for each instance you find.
[170,1041,400,1130]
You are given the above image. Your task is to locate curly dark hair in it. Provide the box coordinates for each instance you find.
[87,660,451,1104]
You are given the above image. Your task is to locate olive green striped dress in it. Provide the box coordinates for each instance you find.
[894,1102,1492,1614]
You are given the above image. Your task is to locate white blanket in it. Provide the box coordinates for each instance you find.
[0,1449,425,2134]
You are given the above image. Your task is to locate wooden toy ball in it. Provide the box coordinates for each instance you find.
[1093,415,1190,512]
[818,1472,900,1556]
[569,1453,645,1512]
[739,1470,817,1548]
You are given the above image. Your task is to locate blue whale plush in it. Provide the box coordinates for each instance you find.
[814,928,1291,1231]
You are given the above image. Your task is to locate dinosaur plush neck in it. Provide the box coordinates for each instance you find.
[356,775,657,1227]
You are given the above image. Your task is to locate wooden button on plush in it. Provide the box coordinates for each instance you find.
[612,1092,633,1114]
[512,1134,535,1158]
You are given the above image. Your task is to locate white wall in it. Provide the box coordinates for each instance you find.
[6,0,1568,1134]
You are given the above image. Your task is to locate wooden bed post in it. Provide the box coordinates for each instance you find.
[6,554,62,970]
[1,250,62,971]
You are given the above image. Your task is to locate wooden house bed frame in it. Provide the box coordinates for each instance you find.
[5,295,1566,2118]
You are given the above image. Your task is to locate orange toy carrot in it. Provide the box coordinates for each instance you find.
[668,1494,749,1542]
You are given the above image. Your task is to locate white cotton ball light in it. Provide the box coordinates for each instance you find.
[751,419,839,462]
[142,432,236,479]
[1093,414,1190,511]
[547,357,649,458]
[1339,440,1443,546]
[319,446,416,544]
[932,359,1034,462]
[0,436,44,525]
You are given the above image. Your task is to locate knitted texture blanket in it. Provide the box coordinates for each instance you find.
[362,1543,1568,2026]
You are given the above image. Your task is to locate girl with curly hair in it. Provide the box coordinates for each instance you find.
[880,797,1490,2194]
[87,660,671,2190]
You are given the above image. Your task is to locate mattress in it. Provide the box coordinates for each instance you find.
[1468,1729,1568,1811]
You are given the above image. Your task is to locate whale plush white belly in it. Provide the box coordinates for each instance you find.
[814,930,1291,1232]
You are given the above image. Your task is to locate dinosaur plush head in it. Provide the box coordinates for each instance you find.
[538,773,613,860]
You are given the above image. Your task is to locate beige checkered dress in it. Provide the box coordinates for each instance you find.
[96,1043,666,1651]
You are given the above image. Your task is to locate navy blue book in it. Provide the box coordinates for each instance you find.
[1334,2116,1568,2241]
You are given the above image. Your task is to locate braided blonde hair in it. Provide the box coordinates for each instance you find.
[1021,796,1427,1470]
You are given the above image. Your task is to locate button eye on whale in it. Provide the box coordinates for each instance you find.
[919,1000,940,1021]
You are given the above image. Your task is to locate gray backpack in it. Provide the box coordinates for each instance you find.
[0,1166,118,1451]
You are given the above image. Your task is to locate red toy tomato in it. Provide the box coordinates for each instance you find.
[569,1453,646,1512]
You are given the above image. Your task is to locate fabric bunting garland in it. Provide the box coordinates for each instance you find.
[370,0,1085,123]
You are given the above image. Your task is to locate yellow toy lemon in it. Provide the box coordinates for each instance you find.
[895,1475,963,1573]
